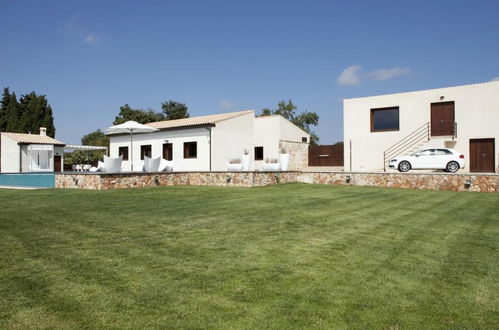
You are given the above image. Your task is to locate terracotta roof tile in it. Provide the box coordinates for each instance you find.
[1,132,65,145]
[145,110,254,130]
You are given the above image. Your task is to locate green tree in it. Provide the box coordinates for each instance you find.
[161,100,190,120]
[113,104,165,125]
[17,92,56,137]
[259,100,320,145]
[0,88,11,132]
[81,129,109,147]
[5,92,20,133]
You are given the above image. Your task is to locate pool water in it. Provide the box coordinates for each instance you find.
[0,173,55,188]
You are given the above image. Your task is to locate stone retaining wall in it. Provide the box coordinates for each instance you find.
[297,172,499,193]
[55,171,499,192]
[56,171,300,190]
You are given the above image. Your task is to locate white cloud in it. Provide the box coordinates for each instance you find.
[83,33,101,44]
[338,65,411,86]
[219,100,236,109]
[491,77,499,82]
[367,67,411,81]
[337,65,362,86]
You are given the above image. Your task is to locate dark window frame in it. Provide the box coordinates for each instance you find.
[370,107,400,132]
[163,143,173,161]
[254,146,264,161]
[183,142,197,159]
[140,144,152,160]
[118,146,129,161]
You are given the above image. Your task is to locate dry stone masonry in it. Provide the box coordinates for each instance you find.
[55,171,498,193]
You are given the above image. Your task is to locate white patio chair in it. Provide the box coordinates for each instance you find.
[103,155,123,173]
[144,156,161,172]
[83,164,92,172]
[158,158,174,172]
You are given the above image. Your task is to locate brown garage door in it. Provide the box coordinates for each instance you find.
[469,138,495,173]
[308,145,344,166]
[431,102,455,136]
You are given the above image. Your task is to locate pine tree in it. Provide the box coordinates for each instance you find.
[161,100,190,120]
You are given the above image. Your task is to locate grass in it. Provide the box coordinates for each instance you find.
[0,184,498,329]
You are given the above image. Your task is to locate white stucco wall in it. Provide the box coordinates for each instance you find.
[254,116,281,169]
[109,127,210,171]
[344,81,499,172]
[0,134,20,173]
[277,116,311,144]
[211,111,255,170]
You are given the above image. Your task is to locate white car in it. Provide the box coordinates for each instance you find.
[389,148,465,173]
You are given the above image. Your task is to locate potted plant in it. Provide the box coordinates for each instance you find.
[241,149,251,171]
[262,158,280,171]
[279,147,290,171]
[227,158,243,171]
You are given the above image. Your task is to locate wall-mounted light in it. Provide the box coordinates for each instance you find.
[346,175,351,183]
[226,175,232,184]
[440,96,445,100]
[464,179,472,189]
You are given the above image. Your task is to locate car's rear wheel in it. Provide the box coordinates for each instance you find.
[446,161,459,173]
[398,161,411,172]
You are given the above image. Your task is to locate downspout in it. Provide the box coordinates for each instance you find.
[19,144,22,173]
[207,127,212,171]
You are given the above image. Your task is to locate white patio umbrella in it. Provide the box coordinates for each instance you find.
[105,121,159,171]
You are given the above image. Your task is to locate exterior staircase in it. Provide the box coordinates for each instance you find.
[383,122,457,171]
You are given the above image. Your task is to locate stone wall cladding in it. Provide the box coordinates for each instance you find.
[56,171,300,190]
[297,172,499,193]
[56,171,498,193]
[279,140,309,170]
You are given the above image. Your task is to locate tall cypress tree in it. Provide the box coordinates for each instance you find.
[5,92,20,132]
[0,87,10,132]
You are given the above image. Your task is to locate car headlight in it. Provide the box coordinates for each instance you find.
[390,159,397,162]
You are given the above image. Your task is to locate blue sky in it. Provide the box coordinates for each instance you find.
[1,0,499,144]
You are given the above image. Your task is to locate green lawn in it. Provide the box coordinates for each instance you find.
[0,184,498,329]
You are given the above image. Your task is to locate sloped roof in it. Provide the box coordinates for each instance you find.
[1,132,65,145]
[145,110,254,130]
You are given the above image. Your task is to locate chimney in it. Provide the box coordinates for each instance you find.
[39,127,47,136]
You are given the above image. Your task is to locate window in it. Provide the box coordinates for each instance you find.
[118,146,129,161]
[254,146,264,160]
[163,143,173,161]
[140,145,152,160]
[435,149,452,155]
[371,107,399,132]
[302,137,308,143]
[183,142,197,159]
[414,149,434,156]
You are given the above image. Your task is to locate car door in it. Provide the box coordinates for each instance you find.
[412,149,434,169]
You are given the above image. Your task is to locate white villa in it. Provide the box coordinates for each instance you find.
[343,81,499,173]
[107,110,310,171]
[0,127,66,173]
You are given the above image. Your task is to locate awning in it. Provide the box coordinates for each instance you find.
[28,145,54,151]
[64,145,108,152]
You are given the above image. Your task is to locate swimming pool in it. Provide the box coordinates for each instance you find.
[0,173,55,188]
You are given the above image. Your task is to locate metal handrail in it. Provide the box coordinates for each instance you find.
[384,123,429,153]
[383,122,430,171]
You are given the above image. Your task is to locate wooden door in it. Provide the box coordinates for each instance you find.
[308,145,344,166]
[163,143,173,161]
[54,155,62,172]
[431,102,455,136]
[469,139,495,173]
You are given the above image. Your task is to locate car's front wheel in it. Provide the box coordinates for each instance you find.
[398,161,411,172]
[446,161,459,173]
